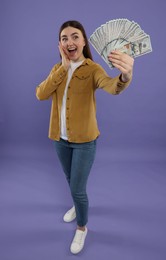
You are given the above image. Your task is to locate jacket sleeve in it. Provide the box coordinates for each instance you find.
[36,64,67,100]
[93,63,132,95]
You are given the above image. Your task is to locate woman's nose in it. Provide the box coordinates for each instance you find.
[67,38,73,45]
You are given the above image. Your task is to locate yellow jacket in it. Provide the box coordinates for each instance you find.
[36,58,132,143]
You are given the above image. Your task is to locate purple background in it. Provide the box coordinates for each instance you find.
[0,0,166,260]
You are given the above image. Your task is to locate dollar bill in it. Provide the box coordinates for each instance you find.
[89,18,152,69]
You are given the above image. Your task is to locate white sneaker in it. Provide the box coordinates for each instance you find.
[63,206,76,223]
[70,227,88,254]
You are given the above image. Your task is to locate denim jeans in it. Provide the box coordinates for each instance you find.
[54,138,97,227]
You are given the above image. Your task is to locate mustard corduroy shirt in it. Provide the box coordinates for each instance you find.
[36,58,132,143]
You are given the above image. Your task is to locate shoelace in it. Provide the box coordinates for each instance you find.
[67,211,75,217]
[73,230,85,245]
[67,207,75,215]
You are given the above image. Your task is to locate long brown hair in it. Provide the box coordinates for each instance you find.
[59,20,93,60]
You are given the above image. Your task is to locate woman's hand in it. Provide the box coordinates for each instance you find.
[58,42,70,71]
[108,50,134,82]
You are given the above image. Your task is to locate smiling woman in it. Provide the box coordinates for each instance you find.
[59,20,93,62]
[36,20,134,255]
[60,28,85,61]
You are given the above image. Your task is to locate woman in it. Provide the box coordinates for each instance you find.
[36,20,134,254]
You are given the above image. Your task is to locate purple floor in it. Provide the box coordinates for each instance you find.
[0,143,166,260]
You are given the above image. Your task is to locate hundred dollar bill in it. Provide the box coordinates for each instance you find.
[132,34,152,57]
[89,18,152,69]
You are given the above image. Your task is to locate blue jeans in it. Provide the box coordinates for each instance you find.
[54,138,97,227]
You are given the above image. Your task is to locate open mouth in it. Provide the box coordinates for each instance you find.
[68,47,77,55]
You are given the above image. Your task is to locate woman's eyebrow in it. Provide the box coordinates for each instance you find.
[71,32,79,36]
[61,35,67,38]
[61,32,79,38]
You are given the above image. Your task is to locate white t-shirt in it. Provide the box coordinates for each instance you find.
[60,60,84,140]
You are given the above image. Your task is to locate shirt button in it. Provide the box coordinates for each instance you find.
[67,97,69,100]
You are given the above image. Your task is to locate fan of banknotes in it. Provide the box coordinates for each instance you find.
[89,18,152,68]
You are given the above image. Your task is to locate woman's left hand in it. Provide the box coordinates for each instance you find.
[108,50,134,82]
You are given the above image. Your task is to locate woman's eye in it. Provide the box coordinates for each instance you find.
[62,38,67,42]
[73,36,79,40]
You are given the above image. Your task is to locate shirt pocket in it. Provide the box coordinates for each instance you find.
[72,73,91,94]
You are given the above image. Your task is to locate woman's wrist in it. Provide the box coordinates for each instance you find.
[120,72,132,83]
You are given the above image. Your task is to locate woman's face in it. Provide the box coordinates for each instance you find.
[60,26,85,62]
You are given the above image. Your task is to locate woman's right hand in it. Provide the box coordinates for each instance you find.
[58,42,70,71]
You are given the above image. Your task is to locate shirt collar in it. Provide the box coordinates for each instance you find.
[82,58,93,66]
